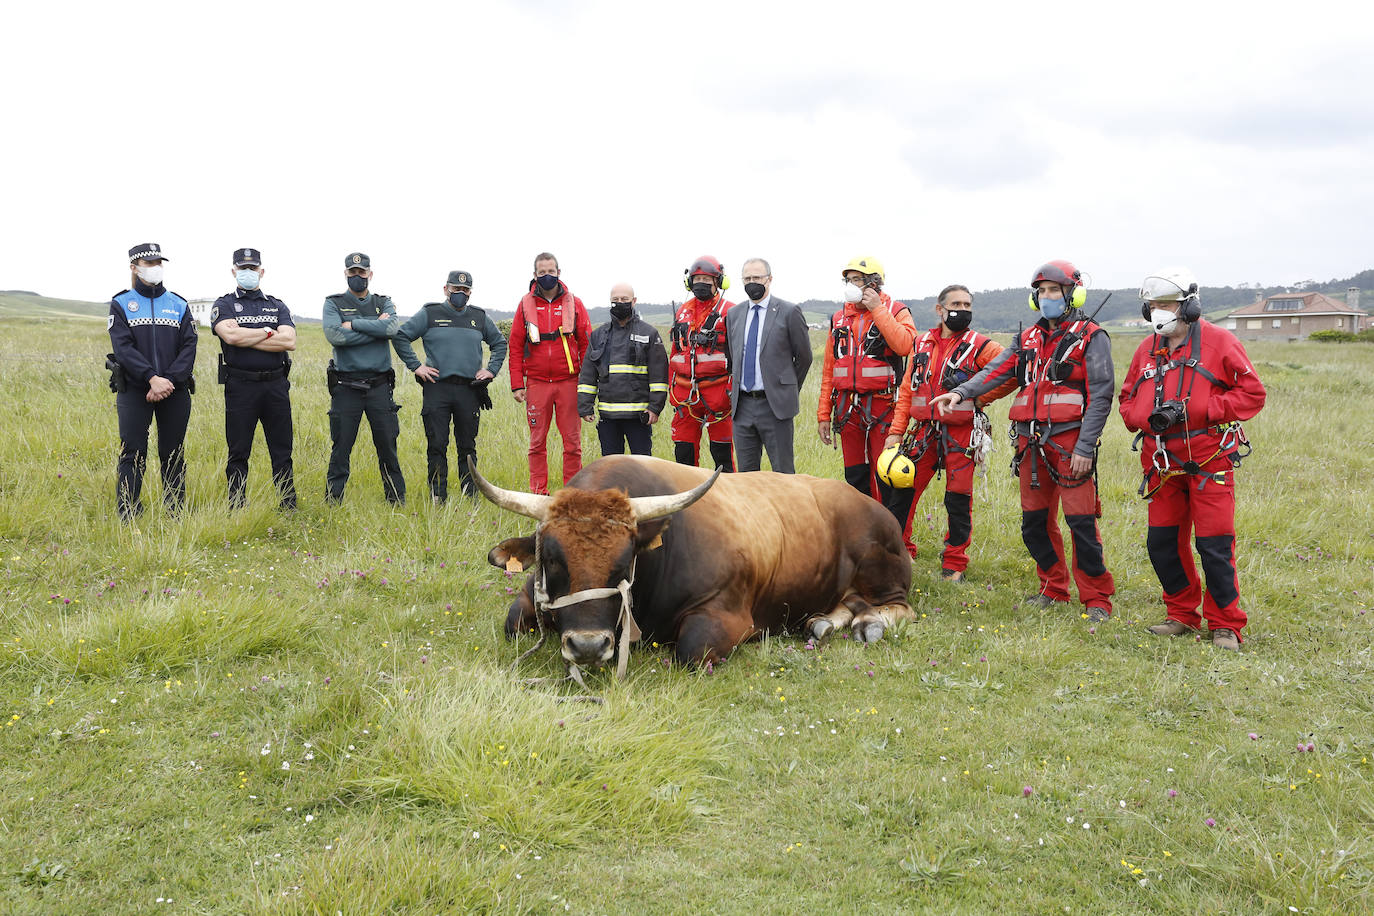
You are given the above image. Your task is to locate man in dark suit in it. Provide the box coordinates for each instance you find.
[726,258,814,473]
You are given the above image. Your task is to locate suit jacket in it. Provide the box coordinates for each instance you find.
[726,295,813,420]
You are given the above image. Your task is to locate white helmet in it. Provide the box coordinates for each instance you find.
[1139,266,1198,303]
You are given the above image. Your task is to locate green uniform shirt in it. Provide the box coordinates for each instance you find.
[323,292,411,374]
[396,301,508,379]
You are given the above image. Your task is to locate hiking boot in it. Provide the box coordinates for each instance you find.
[1210,628,1241,651]
[1082,606,1110,622]
[1147,619,1195,637]
[1024,593,1068,608]
[940,569,965,583]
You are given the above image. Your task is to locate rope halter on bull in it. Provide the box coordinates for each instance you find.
[530,519,642,684]
[468,457,721,684]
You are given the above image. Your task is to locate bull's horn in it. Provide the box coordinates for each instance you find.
[468,457,553,521]
[627,467,722,522]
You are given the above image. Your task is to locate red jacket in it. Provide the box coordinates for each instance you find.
[817,293,916,422]
[508,281,591,387]
[1119,319,1266,470]
[1007,316,1105,426]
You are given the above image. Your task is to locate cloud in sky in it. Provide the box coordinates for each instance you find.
[2,0,1370,317]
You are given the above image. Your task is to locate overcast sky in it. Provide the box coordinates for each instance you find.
[4,0,1370,318]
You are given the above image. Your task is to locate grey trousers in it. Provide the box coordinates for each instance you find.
[733,394,796,473]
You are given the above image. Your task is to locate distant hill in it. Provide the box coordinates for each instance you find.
[0,291,109,320]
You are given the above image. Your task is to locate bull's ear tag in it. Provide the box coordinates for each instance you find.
[505,558,524,572]
[647,533,663,550]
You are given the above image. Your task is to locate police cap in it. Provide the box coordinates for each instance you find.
[345,252,371,270]
[446,269,474,289]
[233,248,262,267]
[128,242,169,262]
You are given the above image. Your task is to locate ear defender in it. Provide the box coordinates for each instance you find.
[1070,285,1087,309]
[1028,291,1041,311]
[1179,283,1202,322]
[719,273,730,291]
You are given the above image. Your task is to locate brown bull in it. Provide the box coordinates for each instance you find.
[477,455,914,668]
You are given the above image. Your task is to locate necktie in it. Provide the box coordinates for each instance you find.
[743,303,762,391]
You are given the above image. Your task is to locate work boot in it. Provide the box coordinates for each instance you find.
[941,569,965,583]
[1147,619,1195,637]
[1210,628,1241,651]
[1024,593,1068,608]
[1082,606,1110,622]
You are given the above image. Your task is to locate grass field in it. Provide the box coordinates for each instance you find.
[1,305,1371,915]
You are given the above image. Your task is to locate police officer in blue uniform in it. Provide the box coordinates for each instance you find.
[394,269,508,501]
[212,248,297,509]
[322,252,407,505]
[107,242,198,521]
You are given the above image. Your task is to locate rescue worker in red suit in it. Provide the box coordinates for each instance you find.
[508,252,592,494]
[1119,267,1266,651]
[932,260,1116,620]
[817,256,917,500]
[668,256,736,470]
[883,285,1016,577]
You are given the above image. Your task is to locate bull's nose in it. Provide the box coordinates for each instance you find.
[562,630,614,663]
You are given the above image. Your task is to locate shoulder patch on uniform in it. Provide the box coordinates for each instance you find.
[211,306,220,322]
[107,315,114,330]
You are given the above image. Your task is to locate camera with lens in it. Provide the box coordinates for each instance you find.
[1148,400,1187,433]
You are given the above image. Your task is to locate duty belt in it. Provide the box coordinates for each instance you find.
[224,365,287,381]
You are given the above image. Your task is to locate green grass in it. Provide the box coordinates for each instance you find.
[1,316,1371,914]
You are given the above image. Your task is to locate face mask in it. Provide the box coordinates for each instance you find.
[536,274,559,292]
[1038,295,1067,319]
[449,291,470,309]
[843,282,865,304]
[1150,308,1180,335]
[744,282,767,302]
[347,275,368,293]
[136,264,164,285]
[943,309,972,333]
[236,269,261,291]
[691,282,714,302]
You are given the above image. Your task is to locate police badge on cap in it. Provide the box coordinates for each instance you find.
[447,269,474,288]
[345,252,371,269]
[128,242,169,262]
[233,248,262,267]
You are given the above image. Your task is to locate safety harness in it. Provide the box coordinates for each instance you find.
[670,297,731,421]
[1128,323,1252,498]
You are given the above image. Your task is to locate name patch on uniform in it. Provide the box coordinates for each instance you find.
[630,334,650,344]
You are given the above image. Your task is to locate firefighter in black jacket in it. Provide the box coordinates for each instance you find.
[107,242,198,521]
[577,282,669,456]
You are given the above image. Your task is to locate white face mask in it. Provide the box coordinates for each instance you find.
[1151,307,1180,335]
[843,282,865,304]
[136,264,164,285]
[236,268,261,291]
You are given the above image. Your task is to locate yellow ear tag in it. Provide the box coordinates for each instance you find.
[646,533,663,550]
[504,558,524,573]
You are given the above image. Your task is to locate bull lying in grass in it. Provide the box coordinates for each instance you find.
[476,455,913,670]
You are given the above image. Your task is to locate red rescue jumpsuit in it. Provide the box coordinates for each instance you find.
[887,326,1014,567]
[1118,319,1266,638]
[668,293,735,469]
[508,281,591,493]
[817,293,916,499]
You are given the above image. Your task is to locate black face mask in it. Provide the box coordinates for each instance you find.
[347,275,368,293]
[744,282,767,302]
[943,309,972,333]
[449,291,469,309]
[691,282,714,302]
[536,274,559,292]
[610,302,633,320]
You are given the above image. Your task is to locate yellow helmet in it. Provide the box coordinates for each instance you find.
[875,445,915,488]
[842,256,885,284]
